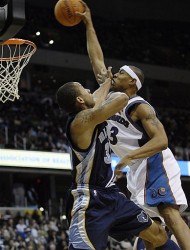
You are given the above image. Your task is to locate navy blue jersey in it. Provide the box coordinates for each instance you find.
[66,113,115,188]
[65,113,152,250]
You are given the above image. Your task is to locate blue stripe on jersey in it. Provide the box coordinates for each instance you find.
[145,152,176,206]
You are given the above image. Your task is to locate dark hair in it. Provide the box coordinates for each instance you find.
[56,82,80,113]
[129,65,144,85]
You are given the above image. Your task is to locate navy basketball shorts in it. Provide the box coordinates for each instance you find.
[67,186,152,250]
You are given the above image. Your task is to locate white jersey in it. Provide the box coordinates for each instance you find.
[107,96,150,168]
[107,95,187,218]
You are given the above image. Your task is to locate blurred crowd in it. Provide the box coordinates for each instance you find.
[158,108,190,160]
[0,209,135,250]
[0,209,69,250]
[0,93,69,153]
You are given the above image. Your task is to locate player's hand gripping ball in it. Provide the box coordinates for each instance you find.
[54,0,85,27]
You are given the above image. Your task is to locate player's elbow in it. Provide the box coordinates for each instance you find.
[110,92,129,102]
[107,92,129,111]
[160,137,168,150]
[161,143,168,151]
[119,93,129,107]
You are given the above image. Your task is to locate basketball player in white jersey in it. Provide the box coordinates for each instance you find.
[77,2,190,249]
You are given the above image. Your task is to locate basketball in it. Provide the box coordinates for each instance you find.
[54,0,85,27]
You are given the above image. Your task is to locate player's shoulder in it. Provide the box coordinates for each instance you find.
[126,96,149,113]
[129,96,154,110]
[128,95,147,105]
[70,109,94,132]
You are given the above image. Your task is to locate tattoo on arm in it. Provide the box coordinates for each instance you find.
[78,111,94,124]
[77,105,105,126]
[145,108,160,128]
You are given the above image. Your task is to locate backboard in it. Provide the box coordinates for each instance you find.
[0,0,25,43]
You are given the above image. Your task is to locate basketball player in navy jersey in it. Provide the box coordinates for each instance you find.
[56,75,180,249]
[77,2,190,250]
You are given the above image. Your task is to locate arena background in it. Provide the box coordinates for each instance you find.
[0,0,190,238]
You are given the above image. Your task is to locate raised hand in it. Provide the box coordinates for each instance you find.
[97,66,113,84]
[75,1,91,25]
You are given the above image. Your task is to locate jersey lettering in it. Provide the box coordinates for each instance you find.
[98,127,107,143]
[108,115,129,128]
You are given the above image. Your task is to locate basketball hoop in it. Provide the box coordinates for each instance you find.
[0,38,37,103]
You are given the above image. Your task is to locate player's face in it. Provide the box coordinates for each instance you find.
[75,83,95,108]
[111,69,133,92]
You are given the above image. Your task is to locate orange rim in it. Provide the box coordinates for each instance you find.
[0,38,37,61]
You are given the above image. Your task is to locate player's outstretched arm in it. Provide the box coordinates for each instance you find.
[77,1,107,83]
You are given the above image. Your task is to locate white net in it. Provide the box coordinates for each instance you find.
[0,39,36,103]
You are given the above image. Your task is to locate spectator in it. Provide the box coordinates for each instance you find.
[12,183,25,207]
[16,218,27,239]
